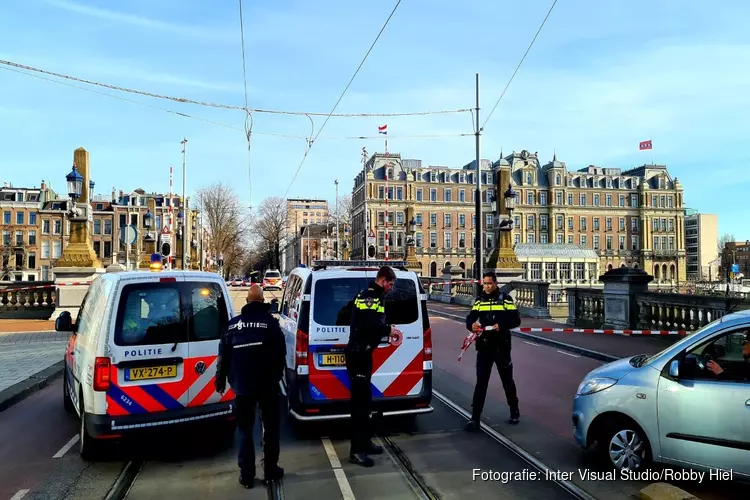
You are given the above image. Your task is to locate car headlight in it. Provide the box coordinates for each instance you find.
[576,377,617,396]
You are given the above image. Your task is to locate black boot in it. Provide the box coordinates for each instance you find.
[263,465,284,484]
[509,406,520,425]
[366,441,383,455]
[349,452,374,467]
[239,472,255,489]
[465,418,480,432]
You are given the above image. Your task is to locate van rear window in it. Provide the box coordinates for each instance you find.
[265,272,280,278]
[113,282,228,346]
[312,277,419,326]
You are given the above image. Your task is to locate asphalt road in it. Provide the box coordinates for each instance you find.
[428,315,746,500]
[5,292,746,500]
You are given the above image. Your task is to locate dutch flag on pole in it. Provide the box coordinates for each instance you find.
[378,124,387,135]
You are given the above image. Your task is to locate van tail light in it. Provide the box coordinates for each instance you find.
[295,330,309,366]
[93,357,111,392]
[423,327,432,361]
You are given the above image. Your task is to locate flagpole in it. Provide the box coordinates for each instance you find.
[384,127,389,261]
[362,146,369,260]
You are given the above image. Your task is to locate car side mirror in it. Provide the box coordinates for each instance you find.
[269,299,279,314]
[668,359,680,378]
[55,311,74,332]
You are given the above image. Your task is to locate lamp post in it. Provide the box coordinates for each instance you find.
[177,209,184,269]
[334,179,340,259]
[485,181,520,272]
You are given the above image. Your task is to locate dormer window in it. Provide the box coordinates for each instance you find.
[387,168,394,180]
[659,177,665,189]
[430,171,437,182]
[567,176,574,187]
[459,173,465,183]
[526,172,533,185]
[606,178,612,188]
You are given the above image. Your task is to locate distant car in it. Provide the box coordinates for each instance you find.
[282,276,288,288]
[262,269,282,290]
[573,311,750,478]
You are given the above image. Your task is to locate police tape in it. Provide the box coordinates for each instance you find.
[515,326,689,336]
[1,281,93,293]
[421,279,480,286]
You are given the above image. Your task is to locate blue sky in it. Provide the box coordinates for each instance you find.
[1,0,748,238]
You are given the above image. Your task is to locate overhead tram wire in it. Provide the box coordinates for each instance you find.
[480,0,559,132]
[0,58,468,118]
[0,65,471,142]
[238,0,253,208]
[282,0,403,199]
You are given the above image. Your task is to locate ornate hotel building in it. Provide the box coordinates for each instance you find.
[351,150,686,282]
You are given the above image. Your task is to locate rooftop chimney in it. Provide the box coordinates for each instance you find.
[41,180,47,191]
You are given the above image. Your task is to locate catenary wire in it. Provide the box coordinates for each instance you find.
[0,65,471,142]
[481,0,558,131]
[238,0,253,206]
[283,0,403,198]
[0,58,468,117]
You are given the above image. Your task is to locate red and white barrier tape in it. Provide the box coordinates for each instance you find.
[422,279,480,286]
[1,281,92,293]
[515,326,688,337]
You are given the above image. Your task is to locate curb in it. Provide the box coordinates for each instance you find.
[0,360,65,412]
[640,482,701,500]
[0,330,57,335]
[427,308,619,363]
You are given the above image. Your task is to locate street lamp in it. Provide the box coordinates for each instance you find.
[66,165,83,200]
[89,179,95,195]
[496,183,516,231]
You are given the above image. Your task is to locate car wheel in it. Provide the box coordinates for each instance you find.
[79,397,106,461]
[597,418,651,472]
[63,369,75,414]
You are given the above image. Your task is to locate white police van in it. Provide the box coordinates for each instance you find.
[278,260,433,421]
[58,270,236,459]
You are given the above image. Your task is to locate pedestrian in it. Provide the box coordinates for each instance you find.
[464,271,522,431]
[215,284,286,488]
[345,265,401,467]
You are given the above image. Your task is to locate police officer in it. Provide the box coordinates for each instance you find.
[464,271,522,431]
[215,284,286,488]
[346,265,400,467]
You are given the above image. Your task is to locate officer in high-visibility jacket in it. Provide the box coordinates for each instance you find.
[464,270,522,431]
[345,265,400,467]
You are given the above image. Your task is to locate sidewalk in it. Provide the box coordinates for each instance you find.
[0,319,55,333]
[0,327,67,411]
[427,301,679,360]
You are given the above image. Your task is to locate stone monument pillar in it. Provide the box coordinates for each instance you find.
[600,267,653,330]
[51,148,106,321]
[485,164,523,293]
[404,205,422,275]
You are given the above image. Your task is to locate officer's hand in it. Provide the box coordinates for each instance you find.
[215,380,226,394]
[472,322,482,333]
[493,323,499,331]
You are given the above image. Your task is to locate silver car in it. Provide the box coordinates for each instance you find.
[573,310,750,479]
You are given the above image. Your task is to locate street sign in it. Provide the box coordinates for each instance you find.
[731,264,739,274]
[161,224,171,235]
[120,225,138,245]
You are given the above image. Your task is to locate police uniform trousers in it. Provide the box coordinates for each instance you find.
[471,339,519,419]
[235,388,281,477]
[345,349,373,454]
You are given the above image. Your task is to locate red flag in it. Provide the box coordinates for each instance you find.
[639,140,652,150]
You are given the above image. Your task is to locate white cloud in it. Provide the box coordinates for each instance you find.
[46,0,234,43]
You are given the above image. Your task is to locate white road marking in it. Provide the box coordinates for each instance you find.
[321,437,355,500]
[52,435,79,458]
[10,490,29,500]
[522,341,540,347]
[557,350,580,358]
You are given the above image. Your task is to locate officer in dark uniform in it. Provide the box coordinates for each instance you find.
[464,271,522,431]
[215,284,286,488]
[346,265,400,467]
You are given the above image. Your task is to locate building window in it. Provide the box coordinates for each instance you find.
[442,213,451,227]
[619,217,625,231]
[632,235,639,250]
[28,252,36,270]
[606,217,612,231]
[606,236,612,250]
[53,241,62,259]
[514,216,520,227]
[593,217,600,230]
[15,231,23,245]
[668,236,674,250]
[527,192,534,205]
[415,233,423,247]
[104,220,112,235]
[580,235,587,247]
[94,219,102,234]
[619,195,625,207]
[559,263,571,280]
[567,193,573,205]
[2,230,9,245]
[28,230,36,245]
[2,211,9,224]
[430,232,437,247]
[530,263,542,280]
[430,189,437,202]
[556,234,563,244]
[667,196,673,208]
[540,233,548,243]
[104,241,112,258]
[568,235,573,244]
[527,233,535,243]
[444,189,451,202]
[556,215,563,230]
[555,174,561,185]
[527,215,535,229]
[485,214,493,229]
[667,219,674,231]
[458,232,466,248]
[29,213,37,225]
[539,192,547,204]
[660,218,667,231]
[579,193,586,206]
[619,235,625,250]
[41,241,50,258]
[516,234,522,245]
[459,190,465,202]
[396,187,403,200]
[606,194,612,207]
[430,213,437,227]
[574,263,585,280]
[378,231,385,247]
[545,263,556,280]
[540,215,547,230]
[16,212,24,225]
[631,217,638,232]
[594,194,600,206]
[556,191,562,205]
[416,189,423,201]
[568,217,573,230]
[580,216,587,231]
[54,220,61,234]
[631,194,638,207]
[653,235,659,249]
[444,232,452,248]
[526,173,533,184]
[485,233,492,249]
[593,235,599,250]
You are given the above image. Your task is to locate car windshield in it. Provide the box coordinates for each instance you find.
[638,317,725,366]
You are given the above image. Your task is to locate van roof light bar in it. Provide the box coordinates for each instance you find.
[311,260,409,271]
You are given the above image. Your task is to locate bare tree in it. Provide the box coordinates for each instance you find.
[196,182,250,279]
[253,196,287,269]
[329,194,352,257]
[718,233,735,254]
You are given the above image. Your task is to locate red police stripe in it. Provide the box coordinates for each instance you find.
[188,376,217,407]
[106,394,130,416]
[125,385,167,413]
[220,388,235,402]
[309,369,350,399]
[372,344,397,373]
[382,351,423,397]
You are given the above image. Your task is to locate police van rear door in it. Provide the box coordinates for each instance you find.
[108,274,190,416]
[184,279,234,408]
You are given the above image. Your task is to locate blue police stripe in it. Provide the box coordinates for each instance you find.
[108,384,147,414]
[331,369,351,390]
[370,382,384,399]
[140,384,183,410]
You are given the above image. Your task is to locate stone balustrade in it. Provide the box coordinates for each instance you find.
[0,284,57,319]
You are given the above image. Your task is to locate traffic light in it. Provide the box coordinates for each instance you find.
[367,245,376,259]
